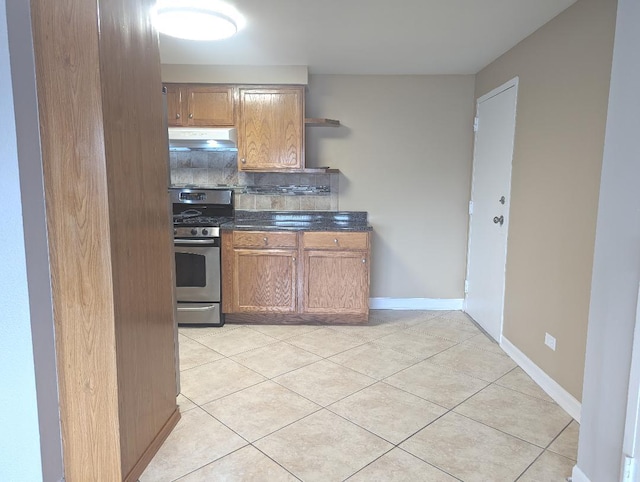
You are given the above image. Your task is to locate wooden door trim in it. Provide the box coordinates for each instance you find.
[123,409,180,482]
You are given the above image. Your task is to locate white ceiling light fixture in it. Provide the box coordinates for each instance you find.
[153,0,245,41]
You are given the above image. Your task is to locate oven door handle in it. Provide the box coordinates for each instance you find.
[177,305,218,312]
[174,238,218,246]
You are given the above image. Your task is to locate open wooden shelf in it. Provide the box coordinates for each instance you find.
[252,168,339,174]
[304,118,341,127]
[301,168,340,173]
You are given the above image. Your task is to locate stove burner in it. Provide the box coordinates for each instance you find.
[174,216,232,226]
[171,187,234,232]
[173,208,202,222]
[173,210,230,226]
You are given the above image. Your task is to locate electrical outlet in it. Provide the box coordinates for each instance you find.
[545,333,557,351]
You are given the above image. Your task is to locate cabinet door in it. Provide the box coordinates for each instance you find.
[164,84,184,126]
[302,250,370,316]
[233,249,297,312]
[238,87,304,170]
[186,85,235,126]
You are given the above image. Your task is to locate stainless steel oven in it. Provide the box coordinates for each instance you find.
[174,237,221,323]
[171,187,233,326]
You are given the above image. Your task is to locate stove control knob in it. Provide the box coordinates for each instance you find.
[190,228,198,236]
[202,229,209,236]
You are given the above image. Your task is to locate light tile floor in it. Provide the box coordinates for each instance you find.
[141,310,578,482]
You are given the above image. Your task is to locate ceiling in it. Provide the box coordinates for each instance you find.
[158,0,578,75]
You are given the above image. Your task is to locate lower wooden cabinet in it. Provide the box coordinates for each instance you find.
[232,249,297,313]
[303,250,369,315]
[222,230,371,322]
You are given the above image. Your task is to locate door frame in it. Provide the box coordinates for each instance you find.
[463,76,519,342]
[621,283,640,481]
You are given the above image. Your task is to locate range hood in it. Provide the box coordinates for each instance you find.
[168,127,237,151]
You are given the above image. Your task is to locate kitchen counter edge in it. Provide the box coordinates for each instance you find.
[221,210,372,232]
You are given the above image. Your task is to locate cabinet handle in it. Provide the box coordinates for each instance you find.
[176,113,180,119]
[188,113,193,119]
[263,237,268,244]
[241,158,246,164]
[362,259,366,263]
[333,239,338,244]
[292,257,296,262]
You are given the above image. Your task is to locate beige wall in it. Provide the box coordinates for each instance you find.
[475,0,617,400]
[306,75,475,299]
[161,64,308,84]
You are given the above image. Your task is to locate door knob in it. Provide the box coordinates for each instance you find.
[493,215,504,226]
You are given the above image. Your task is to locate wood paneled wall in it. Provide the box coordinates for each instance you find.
[97,0,178,478]
[30,0,178,480]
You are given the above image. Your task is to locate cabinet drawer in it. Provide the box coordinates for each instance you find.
[233,231,298,249]
[302,231,369,250]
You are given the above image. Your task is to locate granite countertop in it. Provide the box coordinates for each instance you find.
[222,210,372,232]
[169,184,331,196]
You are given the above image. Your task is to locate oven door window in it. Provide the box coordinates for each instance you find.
[175,252,207,287]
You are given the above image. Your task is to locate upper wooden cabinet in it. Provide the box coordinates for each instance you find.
[164,84,235,127]
[164,83,325,172]
[238,86,305,171]
[165,84,183,126]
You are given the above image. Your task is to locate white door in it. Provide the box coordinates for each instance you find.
[465,78,518,342]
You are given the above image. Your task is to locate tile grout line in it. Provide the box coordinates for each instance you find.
[168,444,249,482]
[340,445,397,481]
[250,444,304,481]
[452,409,557,452]
[450,377,573,447]
[513,419,576,481]
[324,402,465,481]
[396,447,465,481]
[168,312,572,482]
[182,392,309,480]
[289,336,492,479]
[390,373,561,480]
[493,379,563,405]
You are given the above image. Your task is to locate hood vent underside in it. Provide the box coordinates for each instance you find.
[168,127,238,151]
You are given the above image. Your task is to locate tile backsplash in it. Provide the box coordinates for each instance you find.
[169,151,339,211]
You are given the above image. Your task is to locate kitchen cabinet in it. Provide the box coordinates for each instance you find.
[165,84,183,126]
[164,83,235,127]
[301,232,370,317]
[227,231,298,313]
[238,86,305,171]
[222,230,370,322]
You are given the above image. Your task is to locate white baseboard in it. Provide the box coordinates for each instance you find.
[571,464,589,482]
[500,337,582,422]
[369,298,464,310]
